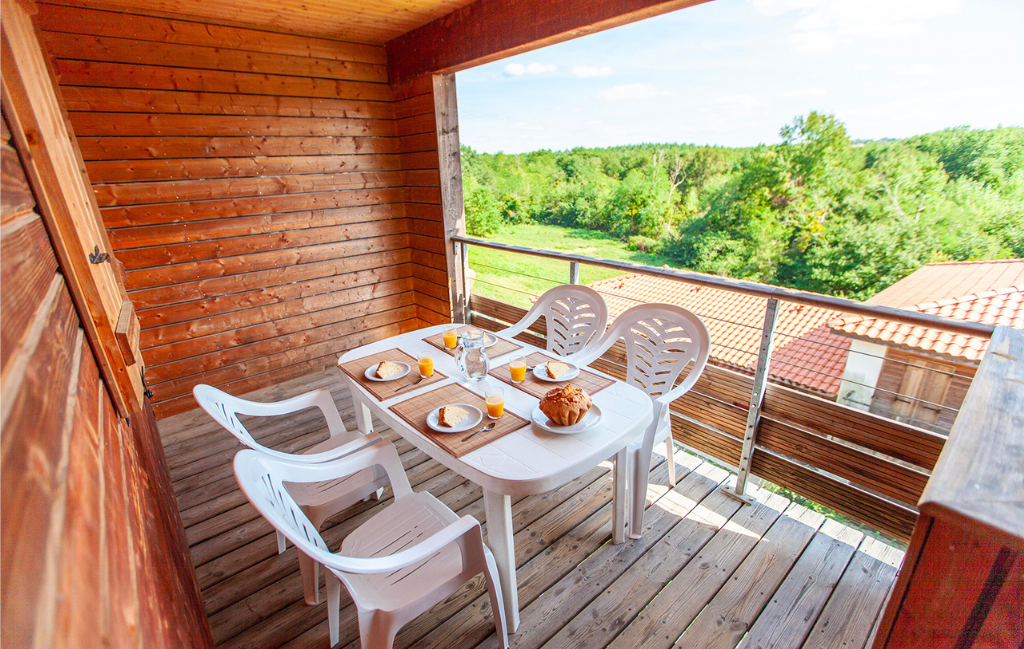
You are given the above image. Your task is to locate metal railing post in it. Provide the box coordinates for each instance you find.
[569,261,580,285]
[725,297,780,504]
[460,241,471,324]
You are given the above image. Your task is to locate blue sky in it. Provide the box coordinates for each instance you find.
[455,0,1024,154]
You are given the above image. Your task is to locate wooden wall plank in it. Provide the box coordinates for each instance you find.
[0,217,60,375]
[52,59,393,101]
[42,31,387,83]
[35,3,386,64]
[78,135,401,160]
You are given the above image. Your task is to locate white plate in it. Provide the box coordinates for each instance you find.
[363,361,411,382]
[533,361,581,382]
[531,404,602,434]
[427,404,484,433]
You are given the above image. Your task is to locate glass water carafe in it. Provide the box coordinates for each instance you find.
[455,329,490,382]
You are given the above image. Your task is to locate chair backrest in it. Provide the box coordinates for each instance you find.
[193,384,349,458]
[579,303,710,399]
[233,443,412,575]
[503,285,609,357]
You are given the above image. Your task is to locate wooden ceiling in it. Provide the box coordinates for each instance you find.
[45,0,480,44]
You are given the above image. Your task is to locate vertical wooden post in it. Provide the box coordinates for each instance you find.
[432,73,467,324]
[725,297,780,504]
[569,261,580,285]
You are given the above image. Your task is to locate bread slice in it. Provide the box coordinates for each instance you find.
[546,361,572,380]
[438,405,469,428]
[375,360,403,379]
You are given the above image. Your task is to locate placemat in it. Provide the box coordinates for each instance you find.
[423,326,523,358]
[489,351,616,400]
[389,383,529,458]
[338,348,447,401]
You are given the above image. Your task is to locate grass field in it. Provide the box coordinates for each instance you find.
[467,224,676,308]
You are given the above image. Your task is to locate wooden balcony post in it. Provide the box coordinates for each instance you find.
[432,73,467,324]
[726,297,780,504]
[569,261,580,285]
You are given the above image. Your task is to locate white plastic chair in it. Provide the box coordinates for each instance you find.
[193,384,388,604]
[501,284,609,357]
[574,303,710,538]
[233,444,509,649]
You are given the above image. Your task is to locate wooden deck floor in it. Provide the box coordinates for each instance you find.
[159,370,905,649]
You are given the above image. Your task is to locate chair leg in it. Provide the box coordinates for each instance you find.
[357,609,399,649]
[298,549,320,605]
[482,551,509,649]
[612,447,628,544]
[629,450,651,539]
[327,573,342,647]
[277,531,287,554]
[665,438,676,488]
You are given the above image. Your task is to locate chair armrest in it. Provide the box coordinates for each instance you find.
[321,516,481,575]
[231,388,349,437]
[283,433,385,464]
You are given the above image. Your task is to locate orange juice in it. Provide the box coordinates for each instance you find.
[443,329,458,349]
[509,360,527,382]
[418,356,434,377]
[486,395,504,419]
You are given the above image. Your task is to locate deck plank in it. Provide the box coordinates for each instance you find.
[737,519,864,649]
[805,536,904,649]
[156,368,905,649]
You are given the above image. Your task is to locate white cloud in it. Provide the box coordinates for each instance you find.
[572,65,613,78]
[750,0,963,53]
[503,62,557,76]
[598,83,670,101]
[775,88,827,98]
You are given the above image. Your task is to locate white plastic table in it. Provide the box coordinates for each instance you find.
[336,325,653,633]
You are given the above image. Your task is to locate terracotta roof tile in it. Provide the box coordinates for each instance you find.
[832,287,1024,362]
[867,259,1024,307]
[587,272,850,396]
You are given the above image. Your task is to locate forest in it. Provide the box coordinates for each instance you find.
[461,113,1024,299]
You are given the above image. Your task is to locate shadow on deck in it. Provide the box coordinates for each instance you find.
[158,370,905,649]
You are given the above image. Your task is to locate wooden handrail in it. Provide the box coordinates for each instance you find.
[453,235,997,338]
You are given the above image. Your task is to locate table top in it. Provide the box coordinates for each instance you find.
[337,324,654,496]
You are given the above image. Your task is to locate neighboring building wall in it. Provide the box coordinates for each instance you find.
[36,4,450,417]
[1,112,211,646]
[870,347,977,433]
[836,339,887,411]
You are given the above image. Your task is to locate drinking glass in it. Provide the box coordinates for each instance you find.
[485,386,504,419]
[418,355,434,378]
[509,353,527,383]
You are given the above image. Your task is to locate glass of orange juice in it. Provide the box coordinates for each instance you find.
[442,327,459,349]
[509,353,527,383]
[418,355,434,378]
[485,386,504,419]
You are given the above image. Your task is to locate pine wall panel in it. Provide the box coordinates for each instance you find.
[36,3,453,417]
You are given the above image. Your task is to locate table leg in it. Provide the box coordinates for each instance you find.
[353,397,374,435]
[613,448,628,544]
[483,489,519,633]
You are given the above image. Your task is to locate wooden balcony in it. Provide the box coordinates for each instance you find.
[163,370,904,649]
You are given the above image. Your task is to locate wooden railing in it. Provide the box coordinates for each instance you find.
[454,236,997,541]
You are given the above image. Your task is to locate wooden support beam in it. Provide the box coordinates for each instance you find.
[1,0,144,416]
[386,0,712,84]
[432,73,465,324]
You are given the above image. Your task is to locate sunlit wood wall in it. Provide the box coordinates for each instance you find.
[36,2,452,417]
[1,109,212,647]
